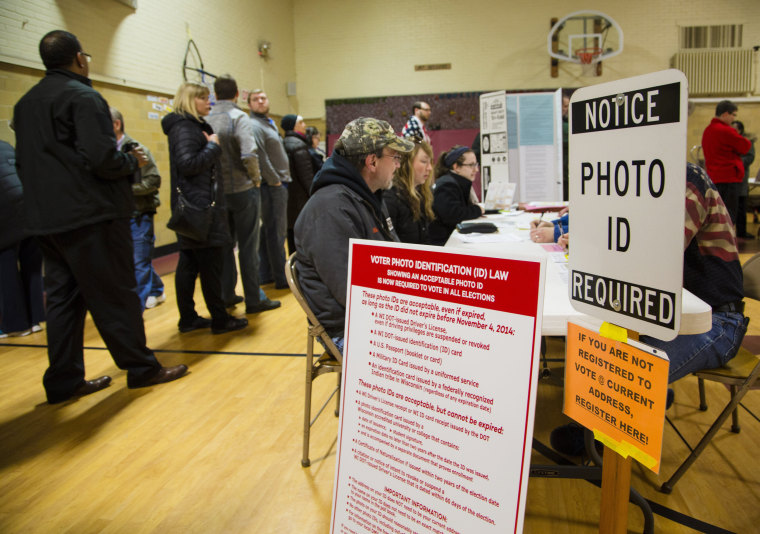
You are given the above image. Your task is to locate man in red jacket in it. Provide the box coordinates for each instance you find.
[702,100,751,226]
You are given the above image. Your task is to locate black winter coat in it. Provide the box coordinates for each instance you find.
[13,69,138,234]
[429,172,482,245]
[384,186,431,245]
[161,112,230,249]
[0,141,24,249]
[283,131,315,229]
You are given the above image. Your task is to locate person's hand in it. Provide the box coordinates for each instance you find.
[558,206,569,216]
[204,132,219,144]
[530,219,553,229]
[130,147,148,168]
[558,233,569,250]
[478,204,486,215]
[529,226,555,243]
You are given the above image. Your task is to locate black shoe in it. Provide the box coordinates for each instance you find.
[246,299,281,313]
[211,317,248,334]
[178,316,212,333]
[48,376,112,404]
[225,295,244,307]
[127,365,188,389]
[738,232,755,239]
[666,388,675,410]
[550,423,587,456]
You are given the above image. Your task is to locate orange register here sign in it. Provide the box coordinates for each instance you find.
[564,322,669,473]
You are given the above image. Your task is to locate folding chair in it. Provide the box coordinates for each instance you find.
[660,253,760,493]
[285,253,343,467]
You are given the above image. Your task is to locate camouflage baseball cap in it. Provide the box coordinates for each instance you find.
[334,117,414,156]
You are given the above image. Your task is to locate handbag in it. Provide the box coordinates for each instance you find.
[167,178,217,241]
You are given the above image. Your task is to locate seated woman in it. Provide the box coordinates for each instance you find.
[384,141,435,244]
[529,208,569,243]
[428,146,484,245]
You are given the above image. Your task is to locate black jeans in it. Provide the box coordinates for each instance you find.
[175,247,230,328]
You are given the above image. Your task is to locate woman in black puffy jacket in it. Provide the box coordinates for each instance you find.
[161,82,247,334]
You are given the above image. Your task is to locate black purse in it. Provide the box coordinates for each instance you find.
[167,179,217,242]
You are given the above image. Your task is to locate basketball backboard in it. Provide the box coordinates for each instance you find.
[548,10,623,65]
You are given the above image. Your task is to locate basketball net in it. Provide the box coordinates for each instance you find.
[576,47,602,77]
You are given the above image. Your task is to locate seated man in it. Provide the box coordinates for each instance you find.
[640,163,747,382]
[552,163,747,455]
[294,118,413,353]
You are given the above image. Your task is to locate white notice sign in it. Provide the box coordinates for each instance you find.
[479,90,509,202]
[330,240,545,533]
[568,69,687,340]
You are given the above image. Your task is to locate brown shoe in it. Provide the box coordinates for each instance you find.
[127,365,188,389]
[48,376,112,404]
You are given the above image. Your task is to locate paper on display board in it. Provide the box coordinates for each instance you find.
[330,240,546,534]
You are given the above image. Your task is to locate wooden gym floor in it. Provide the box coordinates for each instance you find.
[1,239,759,533]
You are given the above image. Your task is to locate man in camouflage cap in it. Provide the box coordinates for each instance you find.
[294,117,414,352]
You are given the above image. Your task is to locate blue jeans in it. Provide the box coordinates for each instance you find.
[640,311,748,383]
[223,188,268,306]
[0,237,45,332]
[259,183,288,287]
[131,214,164,310]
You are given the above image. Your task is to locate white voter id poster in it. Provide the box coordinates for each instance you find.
[330,240,545,533]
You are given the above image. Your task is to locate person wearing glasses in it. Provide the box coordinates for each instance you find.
[429,145,485,245]
[385,141,436,244]
[13,30,188,403]
[402,101,432,145]
[294,118,413,353]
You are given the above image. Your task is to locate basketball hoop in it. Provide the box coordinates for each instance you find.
[575,47,603,77]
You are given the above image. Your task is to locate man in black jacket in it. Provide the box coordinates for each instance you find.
[13,30,187,404]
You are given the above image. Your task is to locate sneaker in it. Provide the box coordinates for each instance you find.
[31,324,43,333]
[211,317,248,334]
[145,293,166,309]
[0,330,6,339]
[246,299,281,313]
[8,328,32,337]
[178,316,212,333]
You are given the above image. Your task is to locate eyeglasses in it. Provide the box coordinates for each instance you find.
[380,154,403,163]
[459,162,479,168]
[80,52,92,63]
[420,107,431,112]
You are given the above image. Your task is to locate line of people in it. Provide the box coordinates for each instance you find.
[5,30,330,403]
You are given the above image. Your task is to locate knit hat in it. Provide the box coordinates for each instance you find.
[281,114,300,132]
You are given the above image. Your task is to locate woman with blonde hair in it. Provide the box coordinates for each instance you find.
[384,141,435,244]
[161,82,247,334]
[428,145,484,245]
